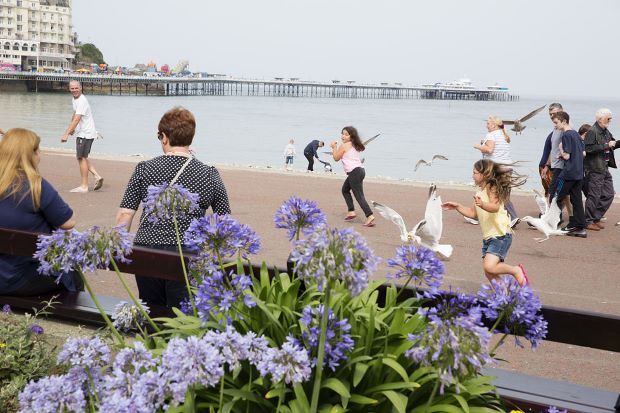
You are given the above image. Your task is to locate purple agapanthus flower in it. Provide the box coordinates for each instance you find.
[2,304,11,313]
[160,336,225,403]
[142,182,201,225]
[256,336,312,385]
[112,300,150,332]
[545,407,568,413]
[289,227,379,297]
[421,290,481,321]
[57,336,111,370]
[18,374,86,413]
[34,225,132,280]
[387,245,444,298]
[274,196,327,241]
[203,326,253,372]
[191,268,255,322]
[406,310,494,394]
[297,304,354,371]
[477,277,548,349]
[184,214,260,259]
[30,324,44,335]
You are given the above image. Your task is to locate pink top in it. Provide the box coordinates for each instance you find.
[342,146,363,173]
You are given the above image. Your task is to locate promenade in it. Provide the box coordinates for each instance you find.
[39,150,620,392]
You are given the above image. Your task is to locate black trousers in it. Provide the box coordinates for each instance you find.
[556,178,585,229]
[134,244,189,308]
[585,169,614,224]
[342,167,372,217]
[304,153,315,171]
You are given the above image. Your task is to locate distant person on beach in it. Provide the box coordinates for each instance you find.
[0,128,82,295]
[330,126,376,227]
[60,80,104,193]
[578,124,591,196]
[115,107,231,308]
[584,108,617,231]
[539,103,563,197]
[552,111,586,238]
[442,159,528,286]
[304,139,324,171]
[473,116,519,228]
[283,138,296,170]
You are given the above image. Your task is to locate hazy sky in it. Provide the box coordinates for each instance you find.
[73,0,620,99]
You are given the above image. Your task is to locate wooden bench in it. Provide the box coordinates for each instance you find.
[1,227,618,412]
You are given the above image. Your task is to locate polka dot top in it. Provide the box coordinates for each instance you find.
[120,155,231,246]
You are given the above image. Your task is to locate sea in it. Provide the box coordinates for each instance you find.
[2,92,619,191]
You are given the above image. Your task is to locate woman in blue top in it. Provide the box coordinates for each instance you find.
[0,128,81,295]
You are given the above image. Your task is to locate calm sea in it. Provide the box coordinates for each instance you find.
[2,92,619,191]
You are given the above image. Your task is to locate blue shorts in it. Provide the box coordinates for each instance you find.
[481,233,512,262]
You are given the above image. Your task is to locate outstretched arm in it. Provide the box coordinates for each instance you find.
[442,201,477,219]
[61,114,81,142]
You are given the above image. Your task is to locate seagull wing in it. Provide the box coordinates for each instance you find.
[371,201,409,242]
[321,151,332,155]
[543,196,562,229]
[519,104,547,122]
[420,184,443,244]
[362,133,381,146]
[532,189,548,215]
[414,159,429,172]
[502,120,516,125]
[431,154,449,162]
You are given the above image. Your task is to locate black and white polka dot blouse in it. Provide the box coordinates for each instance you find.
[120,155,231,246]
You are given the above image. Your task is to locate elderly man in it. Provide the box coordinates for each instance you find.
[584,108,616,231]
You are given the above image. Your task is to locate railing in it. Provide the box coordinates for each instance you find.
[0,226,618,412]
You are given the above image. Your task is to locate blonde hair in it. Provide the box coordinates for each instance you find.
[488,116,511,144]
[473,159,526,203]
[0,128,43,209]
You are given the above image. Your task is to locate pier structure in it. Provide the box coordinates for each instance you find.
[0,72,518,101]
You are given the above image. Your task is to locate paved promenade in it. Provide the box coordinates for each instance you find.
[39,150,620,392]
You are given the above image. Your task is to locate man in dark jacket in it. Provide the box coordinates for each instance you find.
[584,108,616,231]
[304,139,324,171]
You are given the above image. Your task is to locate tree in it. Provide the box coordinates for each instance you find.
[78,43,105,65]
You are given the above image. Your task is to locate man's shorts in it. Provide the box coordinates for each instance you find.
[481,233,512,262]
[76,137,94,159]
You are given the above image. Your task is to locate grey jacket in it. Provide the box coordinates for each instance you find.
[584,122,616,173]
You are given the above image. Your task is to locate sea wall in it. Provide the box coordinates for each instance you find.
[0,79,28,92]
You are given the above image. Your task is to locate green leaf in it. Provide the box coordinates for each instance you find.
[468,407,505,413]
[349,394,379,405]
[366,381,419,393]
[293,383,310,411]
[381,390,407,413]
[353,362,370,387]
[411,404,465,413]
[322,377,351,399]
[451,394,470,413]
[381,357,410,382]
[388,308,405,335]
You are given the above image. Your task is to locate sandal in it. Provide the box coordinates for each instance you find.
[344,215,357,221]
[517,264,529,287]
[363,217,376,227]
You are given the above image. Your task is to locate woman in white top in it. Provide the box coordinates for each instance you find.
[474,116,518,225]
[330,126,375,227]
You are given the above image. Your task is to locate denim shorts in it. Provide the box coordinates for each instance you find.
[481,233,512,261]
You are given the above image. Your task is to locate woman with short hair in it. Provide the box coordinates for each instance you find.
[0,128,81,295]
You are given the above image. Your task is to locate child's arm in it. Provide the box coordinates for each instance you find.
[442,201,478,219]
[475,188,500,213]
[474,140,495,154]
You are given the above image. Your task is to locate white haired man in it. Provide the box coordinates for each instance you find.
[61,80,104,193]
[583,108,616,230]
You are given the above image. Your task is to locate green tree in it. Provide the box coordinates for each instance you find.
[78,43,105,65]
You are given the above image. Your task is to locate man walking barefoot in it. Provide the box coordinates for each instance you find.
[61,80,103,193]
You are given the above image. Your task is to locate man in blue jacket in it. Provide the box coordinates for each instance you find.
[304,139,324,171]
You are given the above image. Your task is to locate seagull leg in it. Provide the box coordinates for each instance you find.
[534,236,549,243]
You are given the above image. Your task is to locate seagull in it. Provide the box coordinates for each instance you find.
[502,105,546,134]
[363,133,381,146]
[520,196,566,242]
[414,155,448,172]
[532,188,548,216]
[372,184,453,260]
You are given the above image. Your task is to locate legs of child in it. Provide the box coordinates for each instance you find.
[482,254,527,286]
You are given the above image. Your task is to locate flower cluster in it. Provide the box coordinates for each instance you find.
[477,277,548,349]
[57,336,111,371]
[2,304,10,313]
[34,225,132,280]
[289,227,379,297]
[18,374,86,413]
[406,310,494,394]
[191,268,255,322]
[387,245,444,298]
[256,336,312,385]
[29,324,44,335]
[112,300,150,332]
[184,214,260,259]
[297,305,354,371]
[143,182,201,225]
[274,196,327,241]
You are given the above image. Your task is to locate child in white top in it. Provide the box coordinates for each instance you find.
[283,139,296,170]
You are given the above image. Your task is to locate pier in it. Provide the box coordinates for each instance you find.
[0,72,518,101]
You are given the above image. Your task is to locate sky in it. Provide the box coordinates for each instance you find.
[72,0,620,99]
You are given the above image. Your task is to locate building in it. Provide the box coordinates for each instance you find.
[0,0,75,71]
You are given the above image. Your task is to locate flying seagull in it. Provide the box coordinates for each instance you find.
[372,184,453,260]
[520,196,566,242]
[414,155,449,172]
[322,133,381,156]
[532,188,548,216]
[502,104,546,134]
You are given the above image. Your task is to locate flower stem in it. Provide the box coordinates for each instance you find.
[79,270,124,344]
[173,216,196,316]
[425,379,440,413]
[219,375,225,411]
[394,273,414,302]
[490,333,509,356]
[276,385,283,412]
[110,258,160,333]
[309,284,332,413]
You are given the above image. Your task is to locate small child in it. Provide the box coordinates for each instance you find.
[283,139,296,171]
[442,159,528,286]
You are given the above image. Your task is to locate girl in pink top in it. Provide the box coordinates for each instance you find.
[330,126,375,227]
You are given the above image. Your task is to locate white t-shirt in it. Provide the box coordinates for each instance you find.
[482,129,511,163]
[283,143,296,156]
[72,94,97,139]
